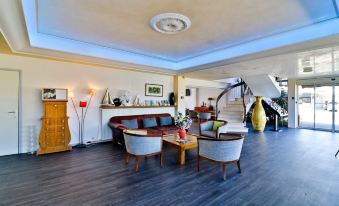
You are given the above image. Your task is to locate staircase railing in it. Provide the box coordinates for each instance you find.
[215,81,245,120]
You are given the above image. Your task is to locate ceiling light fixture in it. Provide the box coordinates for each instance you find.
[150,13,191,34]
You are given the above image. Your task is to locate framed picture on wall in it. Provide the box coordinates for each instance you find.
[42,88,68,101]
[145,84,163,97]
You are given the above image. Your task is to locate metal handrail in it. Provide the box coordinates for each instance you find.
[215,81,245,120]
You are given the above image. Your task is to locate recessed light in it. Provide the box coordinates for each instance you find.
[303,66,313,73]
[150,13,191,34]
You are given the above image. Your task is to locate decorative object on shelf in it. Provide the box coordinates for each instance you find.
[42,88,68,101]
[113,98,122,106]
[252,96,267,132]
[175,113,192,139]
[145,84,163,97]
[208,97,214,110]
[37,100,71,155]
[119,91,131,106]
[133,95,140,106]
[169,92,175,106]
[101,88,114,105]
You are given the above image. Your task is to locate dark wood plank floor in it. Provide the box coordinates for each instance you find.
[1,126,339,206]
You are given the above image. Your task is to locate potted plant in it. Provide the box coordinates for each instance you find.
[175,113,192,139]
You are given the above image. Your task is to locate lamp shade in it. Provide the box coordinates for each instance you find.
[79,101,87,108]
[88,89,97,95]
[68,91,74,99]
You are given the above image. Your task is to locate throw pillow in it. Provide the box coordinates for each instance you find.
[143,117,158,128]
[121,119,138,130]
[159,116,173,126]
[212,121,225,131]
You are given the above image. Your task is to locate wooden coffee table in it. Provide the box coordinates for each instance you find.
[162,133,198,165]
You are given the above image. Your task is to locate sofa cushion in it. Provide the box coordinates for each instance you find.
[201,130,216,138]
[143,117,158,128]
[212,121,225,131]
[159,116,173,126]
[121,119,138,129]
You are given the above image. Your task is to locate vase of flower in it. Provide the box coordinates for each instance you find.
[178,128,186,139]
[175,113,192,139]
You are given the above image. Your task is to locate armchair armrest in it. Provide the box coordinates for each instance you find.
[219,133,245,139]
[217,124,229,138]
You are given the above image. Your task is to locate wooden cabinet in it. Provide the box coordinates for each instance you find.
[37,101,71,155]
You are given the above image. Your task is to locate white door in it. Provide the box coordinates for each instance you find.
[0,70,19,156]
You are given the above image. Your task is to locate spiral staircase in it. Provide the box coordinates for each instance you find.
[216,75,286,133]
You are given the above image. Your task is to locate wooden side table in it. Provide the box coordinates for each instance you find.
[163,134,198,165]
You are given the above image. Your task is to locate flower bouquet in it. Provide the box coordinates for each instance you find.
[175,113,192,139]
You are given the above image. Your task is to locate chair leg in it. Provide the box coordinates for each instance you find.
[222,163,227,180]
[197,156,200,172]
[160,153,163,168]
[335,150,339,158]
[237,160,241,173]
[134,157,139,172]
[125,154,129,165]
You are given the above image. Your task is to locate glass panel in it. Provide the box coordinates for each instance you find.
[314,53,332,74]
[314,86,333,130]
[335,86,339,131]
[298,85,314,128]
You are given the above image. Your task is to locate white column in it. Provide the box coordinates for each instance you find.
[174,75,186,115]
[288,79,298,128]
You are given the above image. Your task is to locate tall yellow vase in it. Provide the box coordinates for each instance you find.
[251,96,267,132]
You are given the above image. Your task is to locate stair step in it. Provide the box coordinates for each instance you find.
[224,107,244,112]
[218,116,243,122]
[229,101,243,105]
[219,111,243,115]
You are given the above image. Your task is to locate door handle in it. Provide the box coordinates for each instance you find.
[8,111,17,118]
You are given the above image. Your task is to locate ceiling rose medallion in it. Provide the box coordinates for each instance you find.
[150,13,191,34]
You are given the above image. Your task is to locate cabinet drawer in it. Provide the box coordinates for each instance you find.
[44,118,66,126]
[45,125,65,133]
[45,132,66,147]
[44,102,67,117]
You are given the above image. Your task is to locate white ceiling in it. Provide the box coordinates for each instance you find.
[184,46,339,80]
[37,0,337,61]
[0,0,339,76]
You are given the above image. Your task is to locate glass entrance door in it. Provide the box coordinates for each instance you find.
[298,85,314,128]
[335,86,339,131]
[314,85,333,130]
[298,80,339,131]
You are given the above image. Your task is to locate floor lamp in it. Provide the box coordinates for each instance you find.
[70,89,96,148]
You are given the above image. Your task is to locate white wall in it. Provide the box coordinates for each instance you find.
[288,79,298,128]
[185,87,197,109]
[197,88,226,110]
[186,78,226,89]
[0,54,174,153]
